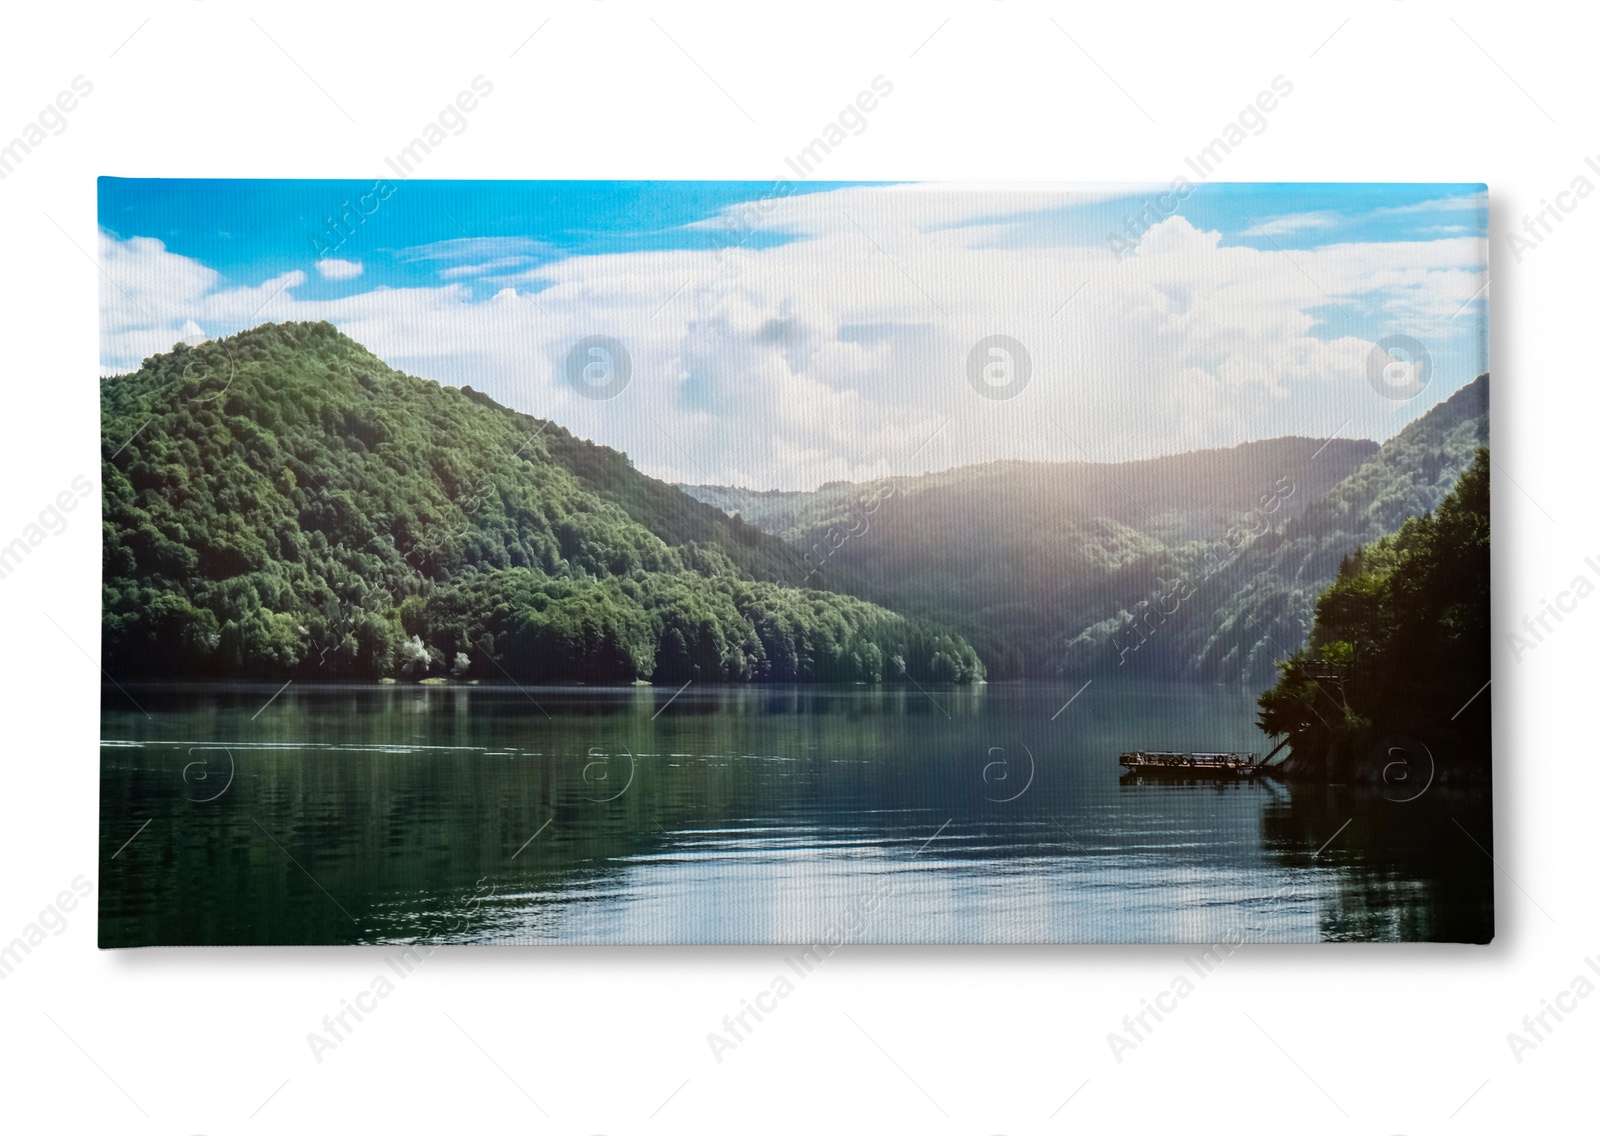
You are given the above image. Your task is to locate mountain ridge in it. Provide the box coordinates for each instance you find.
[100,321,984,684]
[681,375,1489,682]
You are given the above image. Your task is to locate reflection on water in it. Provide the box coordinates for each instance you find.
[99,680,1492,946]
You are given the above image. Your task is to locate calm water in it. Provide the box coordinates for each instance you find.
[99,680,1493,946]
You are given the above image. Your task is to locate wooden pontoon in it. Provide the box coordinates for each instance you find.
[1118,749,1264,780]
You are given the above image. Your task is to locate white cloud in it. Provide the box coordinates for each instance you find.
[99,232,306,375]
[315,258,363,280]
[1251,211,1339,235]
[1371,192,1486,216]
[98,186,1488,489]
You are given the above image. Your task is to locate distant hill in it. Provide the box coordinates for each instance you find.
[689,436,1377,549]
[1138,374,1490,683]
[683,375,1488,683]
[100,322,983,684]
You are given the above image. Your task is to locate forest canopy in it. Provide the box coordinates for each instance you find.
[1256,448,1491,782]
[100,322,984,684]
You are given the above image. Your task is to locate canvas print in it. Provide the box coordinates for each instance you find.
[97,180,1491,946]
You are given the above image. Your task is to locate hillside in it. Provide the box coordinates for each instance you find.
[684,375,1488,682]
[99,322,983,684]
[689,436,1377,549]
[1131,374,1491,683]
[1258,448,1490,783]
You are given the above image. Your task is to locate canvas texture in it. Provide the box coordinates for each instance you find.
[97,180,1492,946]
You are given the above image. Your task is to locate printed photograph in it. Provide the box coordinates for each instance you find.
[97,179,1491,946]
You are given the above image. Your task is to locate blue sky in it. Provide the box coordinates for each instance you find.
[100,178,1483,291]
[98,180,1488,490]
[99,179,857,300]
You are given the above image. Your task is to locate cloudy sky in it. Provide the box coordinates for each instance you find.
[99,179,1487,490]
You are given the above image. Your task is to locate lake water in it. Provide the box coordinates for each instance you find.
[99,680,1493,946]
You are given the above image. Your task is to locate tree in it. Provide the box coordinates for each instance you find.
[1257,449,1490,782]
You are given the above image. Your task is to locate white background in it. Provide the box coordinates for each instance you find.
[0,1,1589,1132]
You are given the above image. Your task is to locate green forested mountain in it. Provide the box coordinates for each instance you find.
[1134,374,1490,683]
[100,322,983,683]
[1258,449,1490,782]
[689,437,1376,549]
[684,375,1488,682]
